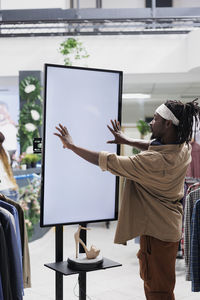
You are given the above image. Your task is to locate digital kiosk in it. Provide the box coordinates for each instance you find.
[41,64,123,300]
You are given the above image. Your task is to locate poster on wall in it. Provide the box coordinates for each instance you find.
[41,64,122,227]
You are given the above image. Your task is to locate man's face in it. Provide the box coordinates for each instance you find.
[149,113,166,140]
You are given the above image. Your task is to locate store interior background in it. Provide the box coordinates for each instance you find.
[1,1,200,153]
[0,0,200,299]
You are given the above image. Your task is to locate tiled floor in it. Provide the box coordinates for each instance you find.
[23,221,199,300]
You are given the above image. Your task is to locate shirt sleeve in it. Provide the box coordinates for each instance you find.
[98,150,168,191]
[98,151,141,180]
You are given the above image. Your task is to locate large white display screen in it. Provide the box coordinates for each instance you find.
[41,64,122,227]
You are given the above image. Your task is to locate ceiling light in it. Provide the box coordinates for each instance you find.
[122,93,151,99]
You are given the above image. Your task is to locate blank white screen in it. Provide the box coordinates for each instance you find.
[42,65,121,226]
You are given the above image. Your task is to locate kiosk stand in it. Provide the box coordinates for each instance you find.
[42,65,122,300]
[45,224,122,300]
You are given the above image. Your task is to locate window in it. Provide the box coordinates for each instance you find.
[146,0,172,7]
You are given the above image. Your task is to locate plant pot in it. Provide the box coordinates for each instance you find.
[31,162,36,168]
[20,164,27,170]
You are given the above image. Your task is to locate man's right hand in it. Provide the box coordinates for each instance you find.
[107,120,130,145]
[107,120,150,150]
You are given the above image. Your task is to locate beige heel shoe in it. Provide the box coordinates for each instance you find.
[74,225,100,259]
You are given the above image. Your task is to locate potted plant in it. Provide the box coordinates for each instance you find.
[21,153,41,168]
[136,120,150,139]
[29,154,41,168]
[59,37,89,66]
[132,120,150,155]
[21,154,32,168]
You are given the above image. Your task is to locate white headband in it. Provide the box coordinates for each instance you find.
[156,104,179,126]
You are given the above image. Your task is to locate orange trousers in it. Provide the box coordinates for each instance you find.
[137,235,179,300]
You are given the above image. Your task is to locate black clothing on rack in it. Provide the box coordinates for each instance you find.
[0,223,12,300]
[0,209,23,300]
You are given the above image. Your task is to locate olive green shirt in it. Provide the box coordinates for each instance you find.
[99,143,191,244]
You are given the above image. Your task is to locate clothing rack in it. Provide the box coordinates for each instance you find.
[183,180,200,292]
[0,194,31,300]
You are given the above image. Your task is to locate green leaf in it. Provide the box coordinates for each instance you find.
[59,37,89,66]
[136,120,150,137]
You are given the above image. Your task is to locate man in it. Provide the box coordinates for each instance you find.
[54,99,200,299]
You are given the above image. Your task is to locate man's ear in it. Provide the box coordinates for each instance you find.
[165,120,173,128]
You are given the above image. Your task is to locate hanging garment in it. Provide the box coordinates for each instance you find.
[0,200,23,293]
[0,274,4,300]
[186,181,200,196]
[186,142,200,179]
[0,209,23,300]
[0,193,31,288]
[194,130,200,145]
[0,206,16,232]
[0,222,13,300]
[184,187,200,281]
[0,200,22,263]
[181,181,200,256]
[191,199,200,292]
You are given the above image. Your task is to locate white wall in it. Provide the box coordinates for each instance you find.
[85,34,187,74]
[187,30,200,72]
[102,0,145,8]
[0,0,145,9]
[173,0,200,8]
[0,0,68,9]
[1,31,199,76]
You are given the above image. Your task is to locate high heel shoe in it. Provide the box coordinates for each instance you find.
[74,225,100,259]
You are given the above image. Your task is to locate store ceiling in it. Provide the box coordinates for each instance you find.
[123,71,200,103]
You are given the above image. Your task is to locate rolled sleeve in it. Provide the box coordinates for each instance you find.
[99,151,140,181]
[99,151,109,171]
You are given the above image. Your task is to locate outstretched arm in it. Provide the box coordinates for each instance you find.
[107,120,150,151]
[54,124,99,166]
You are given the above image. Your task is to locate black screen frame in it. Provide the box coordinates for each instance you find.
[40,63,123,227]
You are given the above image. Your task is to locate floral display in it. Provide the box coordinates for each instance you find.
[19,76,42,102]
[31,110,40,121]
[19,177,41,240]
[24,84,36,94]
[18,76,42,153]
[25,123,37,132]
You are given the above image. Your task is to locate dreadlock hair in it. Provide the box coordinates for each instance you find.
[164,99,200,144]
